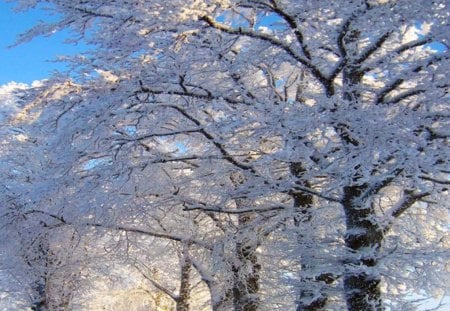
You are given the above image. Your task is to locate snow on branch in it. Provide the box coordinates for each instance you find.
[182,201,288,214]
[200,15,331,93]
[376,52,449,104]
[383,190,431,231]
[22,209,211,249]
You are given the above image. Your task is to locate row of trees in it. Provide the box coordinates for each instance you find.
[1,0,449,310]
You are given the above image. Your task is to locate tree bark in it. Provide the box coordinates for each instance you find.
[232,228,260,311]
[342,186,383,311]
[176,242,192,311]
[230,172,260,311]
[31,283,48,311]
[30,236,51,311]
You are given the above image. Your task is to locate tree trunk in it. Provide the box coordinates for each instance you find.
[230,172,260,311]
[232,219,260,311]
[30,236,51,311]
[31,280,48,311]
[176,243,192,311]
[342,186,383,311]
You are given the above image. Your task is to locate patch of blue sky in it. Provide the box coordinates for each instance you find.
[216,10,286,31]
[255,12,286,31]
[414,21,447,53]
[0,1,90,85]
[215,12,249,28]
[425,41,447,53]
[275,78,285,89]
[215,14,226,24]
[174,141,188,155]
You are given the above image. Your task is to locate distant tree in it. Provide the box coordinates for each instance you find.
[4,0,449,310]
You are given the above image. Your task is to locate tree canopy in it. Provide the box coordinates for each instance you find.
[1,1,449,310]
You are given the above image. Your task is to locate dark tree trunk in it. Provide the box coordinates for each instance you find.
[338,30,385,309]
[342,185,384,311]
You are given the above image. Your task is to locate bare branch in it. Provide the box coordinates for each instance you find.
[290,186,342,203]
[69,6,114,19]
[420,175,450,185]
[115,128,202,142]
[183,202,286,214]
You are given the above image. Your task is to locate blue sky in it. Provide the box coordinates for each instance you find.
[0,1,86,85]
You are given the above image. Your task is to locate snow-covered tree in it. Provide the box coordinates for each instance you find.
[3,0,449,310]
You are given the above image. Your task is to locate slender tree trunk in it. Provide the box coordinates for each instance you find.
[31,280,48,311]
[30,236,51,311]
[342,186,383,311]
[176,243,192,311]
[230,172,260,311]
[232,216,260,311]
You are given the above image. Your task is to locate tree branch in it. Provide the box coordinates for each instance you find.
[135,265,179,302]
[359,169,403,201]
[267,0,312,59]
[355,32,391,64]
[145,102,257,173]
[290,185,342,203]
[329,7,367,81]
[366,37,433,71]
[383,190,430,232]
[383,89,426,105]
[136,83,251,106]
[200,15,332,95]
[182,202,286,214]
[420,175,450,185]
[23,209,211,248]
[376,53,449,104]
[115,128,202,142]
[68,6,114,19]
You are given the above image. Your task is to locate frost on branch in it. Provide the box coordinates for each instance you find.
[1,0,449,310]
